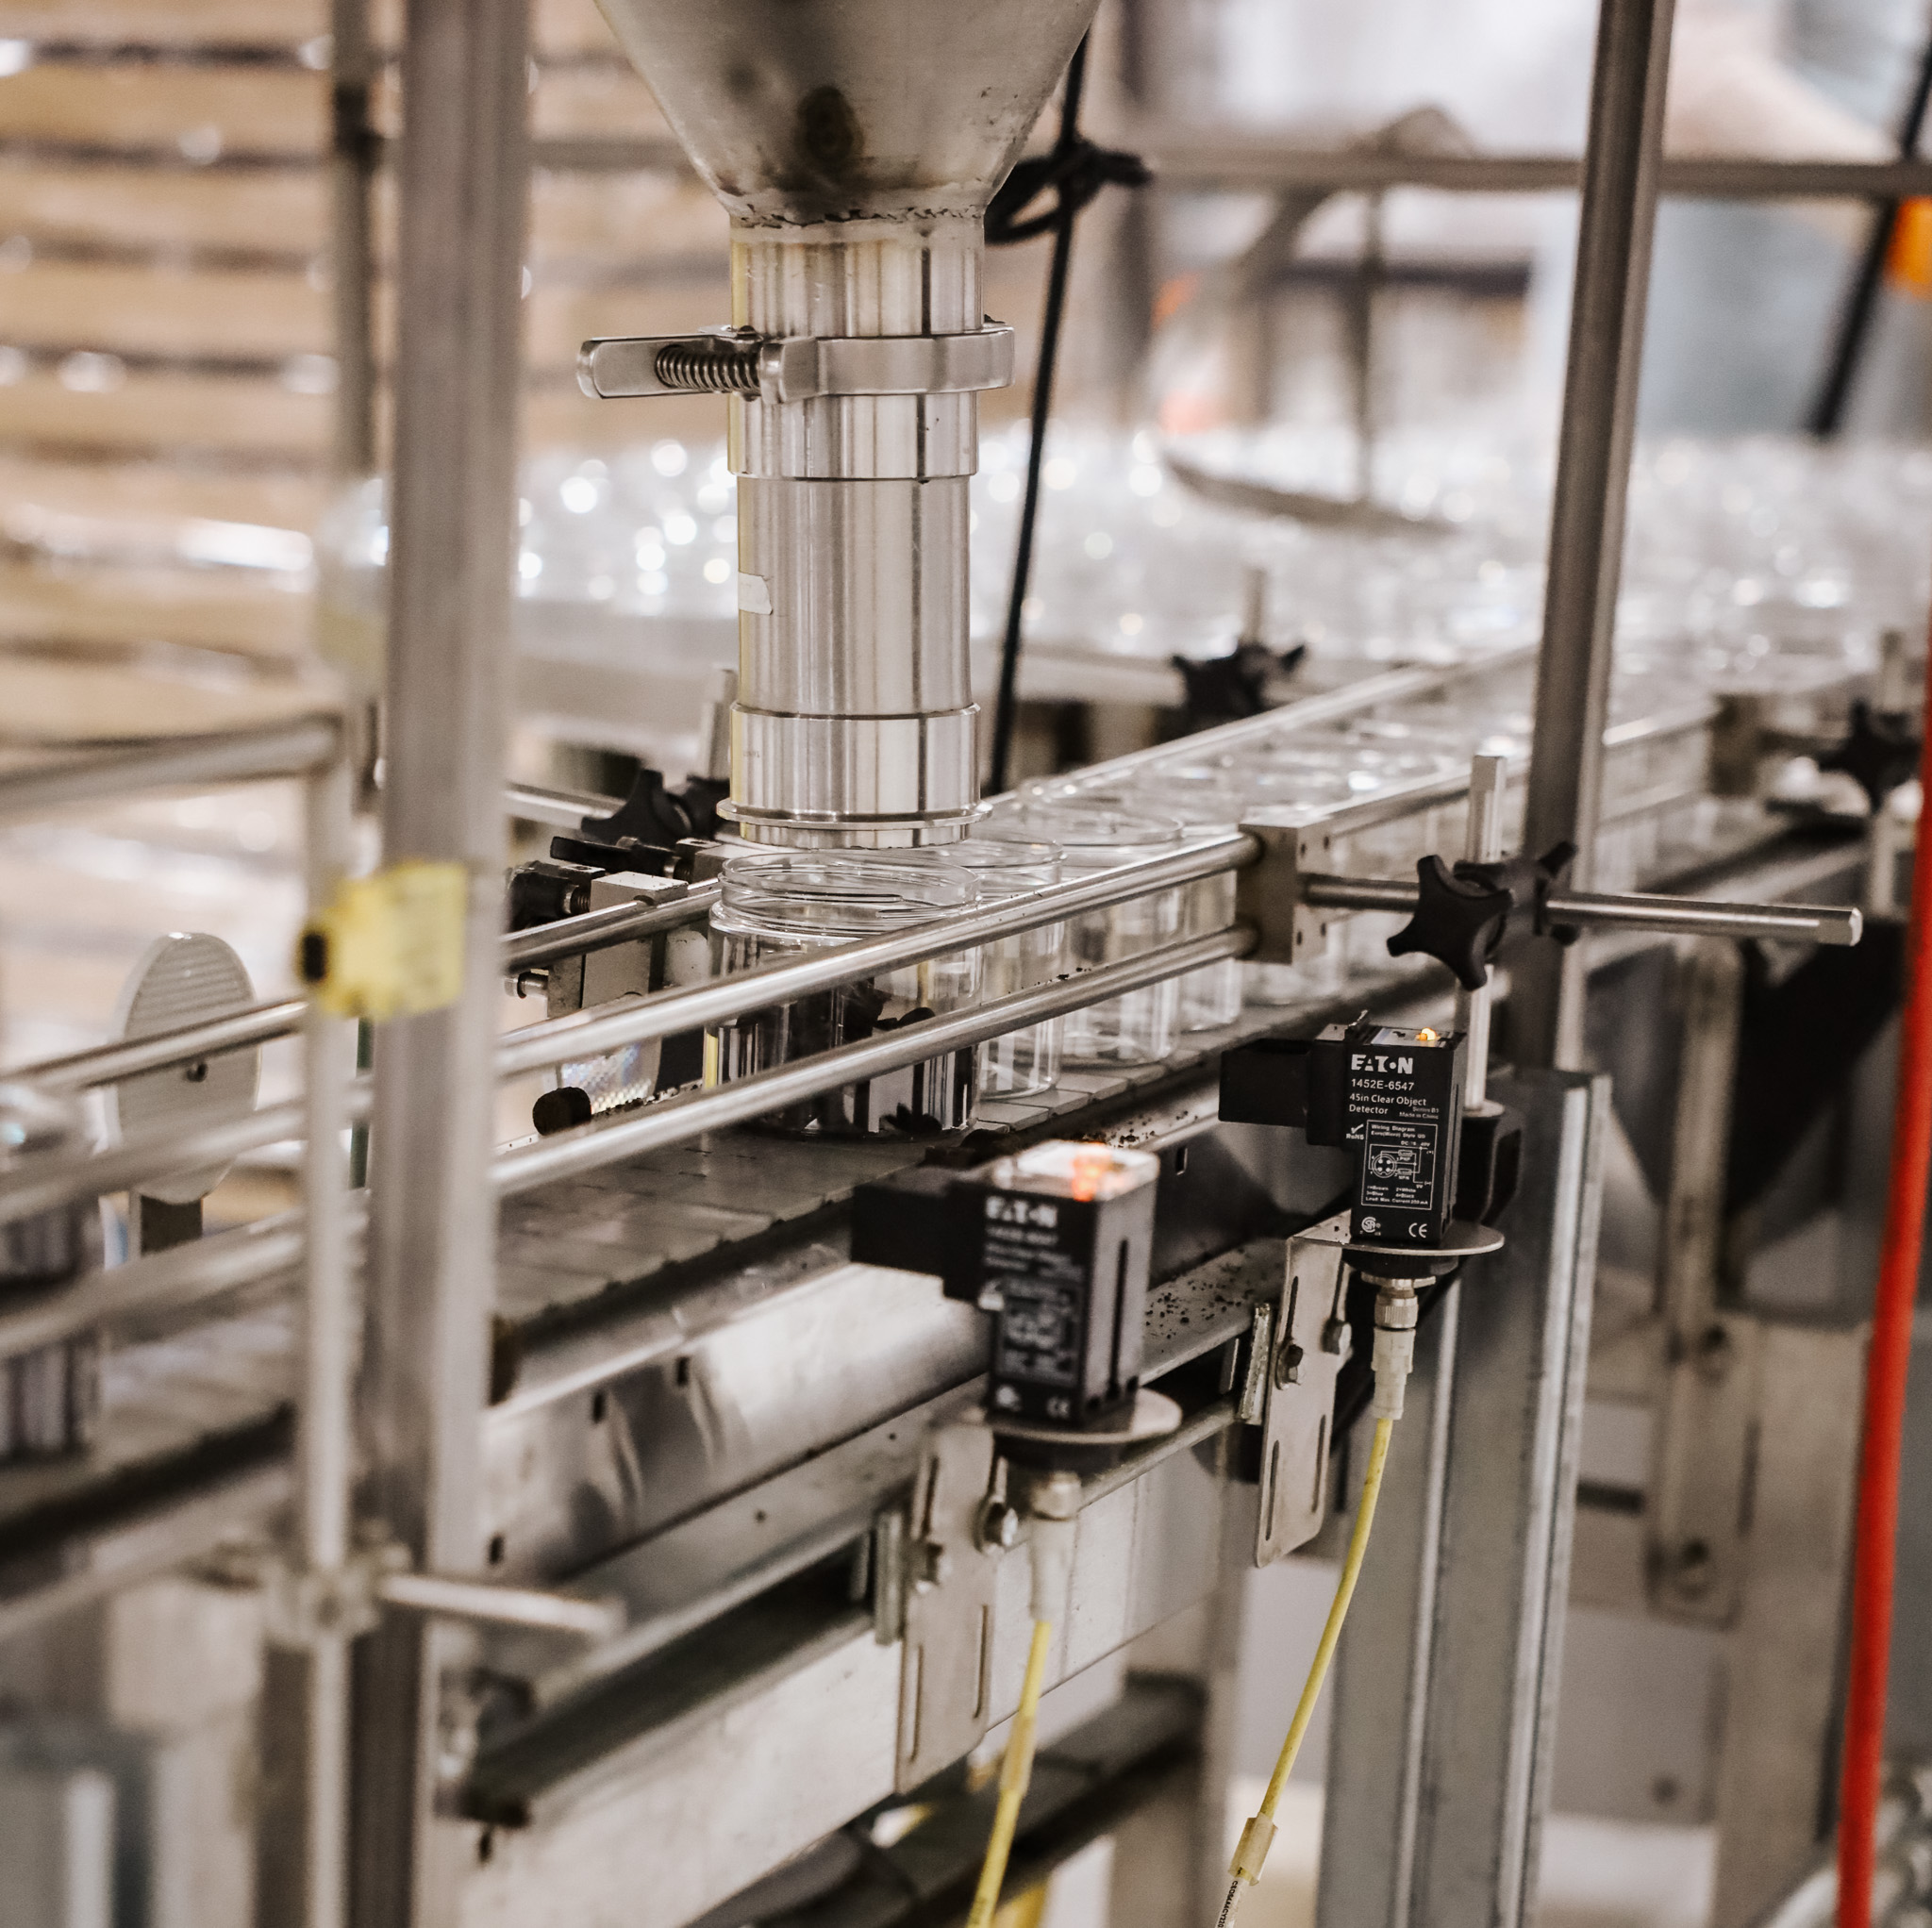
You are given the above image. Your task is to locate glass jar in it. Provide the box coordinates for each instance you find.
[953,839,1066,1099]
[0,1084,101,1462]
[1127,766,1245,1031]
[985,802,1182,1067]
[708,855,980,1138]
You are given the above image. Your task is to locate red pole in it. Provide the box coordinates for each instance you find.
[1837,643,1932,1927]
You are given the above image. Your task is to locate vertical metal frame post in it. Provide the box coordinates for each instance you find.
[330,0,379,477]
[1516,0,1676,1070]
[1406,1070,1607,1926]
[299,750,358,1928]
[1315,1071,1607,1928]
[258,740,360,1928]
[1315,1288,1461,1928]
[350,0,529,1920]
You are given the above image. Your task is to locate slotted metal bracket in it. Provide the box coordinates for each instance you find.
[1647,939,1757,1626]
[1236,813,1340,967]
[895,1420,1002,1791]
[1254,1212,1353,1563]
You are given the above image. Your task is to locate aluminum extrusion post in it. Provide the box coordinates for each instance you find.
[1315,1289,1460,1928]
[350,0,527,1921]
[1407,1071,1605,1928]
[1515,0,1675,1070]
[1315,1071,1605,1928]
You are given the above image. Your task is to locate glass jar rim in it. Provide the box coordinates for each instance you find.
[717,852,977,936]
[1126,766,1246,825]
[982,799,1182,852]
[953,837,1062,869]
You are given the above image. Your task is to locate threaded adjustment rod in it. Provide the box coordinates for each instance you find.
[653,337,761,395]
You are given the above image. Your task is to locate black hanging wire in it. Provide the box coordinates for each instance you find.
[985,37,1149,794]
[1806,26,1932,438]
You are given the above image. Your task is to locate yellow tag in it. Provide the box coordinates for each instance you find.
[298,861,468,1022]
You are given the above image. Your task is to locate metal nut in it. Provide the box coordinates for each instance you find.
[1274,1339,1304,1387]
[978,1500,1022,1552]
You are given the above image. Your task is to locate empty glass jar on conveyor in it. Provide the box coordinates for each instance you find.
[708,855,981,1138]
[951,838,1066,1099]
[985,802,1183,1068]
[1125,765,1246,1031]
[0,1084,102,1461]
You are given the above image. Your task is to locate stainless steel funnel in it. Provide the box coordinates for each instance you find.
[586,0,1099,844]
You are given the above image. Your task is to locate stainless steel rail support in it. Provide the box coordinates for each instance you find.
[261,750,359,1928]
[1316,1071,1607,1928]
[350,0,528,1921]
[1516,0,1675,1070]
[299,756,358,1928]
[1413,1072,1606,1925]
[1111,1470,1253,1928]
[1710,1325,1868,1928]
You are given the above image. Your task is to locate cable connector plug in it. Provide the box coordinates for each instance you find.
[1212,1812,1280,1928]
[1371,1280,1419,1421]
[1022,1469,1081,1624]
[1228,1813,1276,1886]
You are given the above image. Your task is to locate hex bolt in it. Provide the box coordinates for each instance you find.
[978,1500,1023,1552]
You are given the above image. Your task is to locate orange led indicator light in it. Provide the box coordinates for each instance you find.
[1417,1028,1439,1043]
[1069,1146,1114,1202]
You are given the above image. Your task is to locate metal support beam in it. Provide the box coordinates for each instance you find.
[330,0,379,477]
[273,754,358,1928]
[1406,1070,1607,1925]
[1109,1471,1254,1928]
[1516,0,1675,1070]
[1710,1324,1866,1928]
[1647,940,1757,1625]
[350,0,528,1921]
[1318,1070,1607,1928]
[1316,1286,1460,1928]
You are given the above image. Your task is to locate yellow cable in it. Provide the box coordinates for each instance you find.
[994,1883,1051,1928]
[1217,1415,1397,1928]
[1261,1414,1393,1812]
[967,1619,1055,1928]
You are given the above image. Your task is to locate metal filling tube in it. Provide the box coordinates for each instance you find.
[580,0,1098,846]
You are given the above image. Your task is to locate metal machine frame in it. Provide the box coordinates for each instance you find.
[0,1,1914,1927]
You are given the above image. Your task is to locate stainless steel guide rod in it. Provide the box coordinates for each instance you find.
[0,823,1862,1222]
[496,830,1259,1075]
[0,717,343,822]
[1300,874,1864,947]
[503,886,722,972]
[13,896,724,1099]
[0,838,1251,1222]
[492,925,1257,1193]
[0,926,1253,1355]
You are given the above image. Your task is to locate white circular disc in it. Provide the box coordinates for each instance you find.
[107,933,260,1205]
